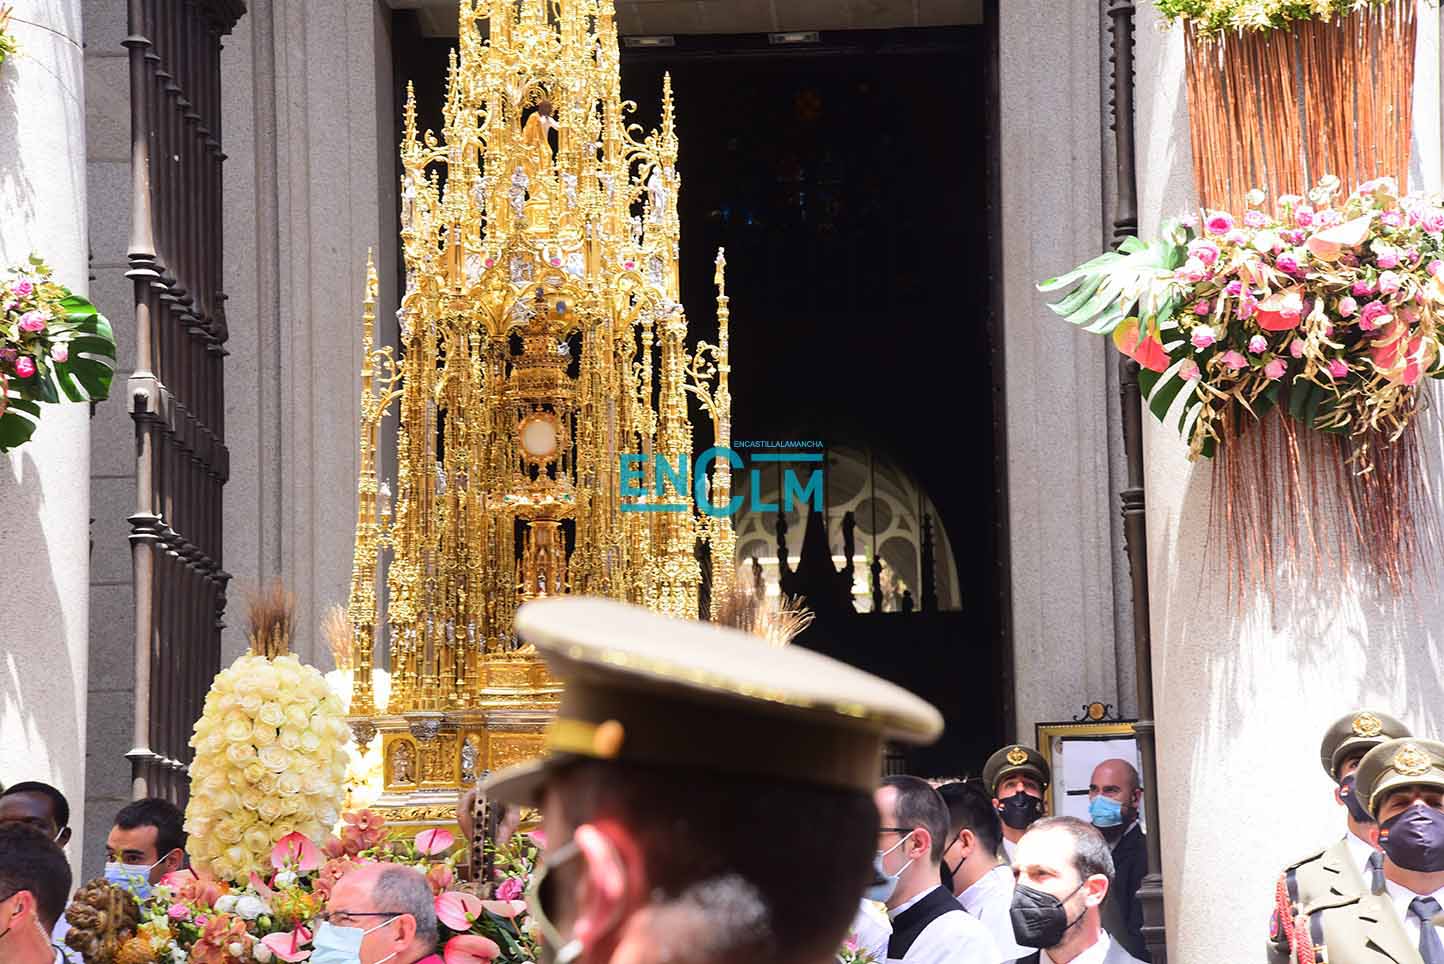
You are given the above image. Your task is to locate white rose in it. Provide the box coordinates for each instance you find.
[253,939,274,963]
[215,894,239,913]
[228,942,246,957]
[273,870,298,889]
[234,895,270,920]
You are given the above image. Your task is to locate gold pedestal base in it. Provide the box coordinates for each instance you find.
[358,656,561,833]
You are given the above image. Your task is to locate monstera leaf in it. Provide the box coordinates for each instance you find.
[1,292,117,452]
[1039,222,1217,451]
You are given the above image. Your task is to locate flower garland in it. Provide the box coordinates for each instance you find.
[1043,177,1444,591]
[1041,177,1444,464]
[184,654,351,883]
[1152,0,1430,37]
[68,812,541,964]
[1,256,117,450]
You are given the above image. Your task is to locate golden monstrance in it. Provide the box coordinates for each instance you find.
[344,0,739,829]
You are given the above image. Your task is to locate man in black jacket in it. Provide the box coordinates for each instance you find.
[1088,759,1148,961]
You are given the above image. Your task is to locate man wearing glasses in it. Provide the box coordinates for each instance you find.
[482,597,945,964]
[317,862,442,964]
[875,775,1000,963]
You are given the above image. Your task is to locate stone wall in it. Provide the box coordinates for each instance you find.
[998,0,1135,739]
[221,0,397,668]
[1135,5,1444,962]
[0,0,92,883]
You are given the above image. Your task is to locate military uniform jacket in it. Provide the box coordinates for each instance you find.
[1271,837,1380,963]
[1291,891,1423,964]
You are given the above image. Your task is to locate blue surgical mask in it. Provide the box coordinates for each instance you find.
[1088,795,1124,829]
[103,857,164,901]
[865,831,915,903]
[310,918,400,964]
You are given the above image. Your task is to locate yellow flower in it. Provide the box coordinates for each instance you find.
[223,718,252,742]
[252,722,278,747]
[258,744,291,772]
[258,702,286,727]
[279,727,303,750]
[225,742,257,766]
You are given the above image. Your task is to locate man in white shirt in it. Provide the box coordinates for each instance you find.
[982,746,1051,864]
[875,776,1000,963]
[937,781,1029,963]
[1295,738,1444,964]
[1010,817,1146,964]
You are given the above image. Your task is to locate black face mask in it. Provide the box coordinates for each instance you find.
[1010,881,1085,949]
[1339,774,1374,825]
[998,791,1044,830]
[1381,804,1444,872]
[940,831,963,893]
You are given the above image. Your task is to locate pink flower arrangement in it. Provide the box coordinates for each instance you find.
[1040,177,1444,463]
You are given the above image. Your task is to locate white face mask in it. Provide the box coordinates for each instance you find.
[865,831,915,903]
[103,854,167,900]
[310,917,400,964]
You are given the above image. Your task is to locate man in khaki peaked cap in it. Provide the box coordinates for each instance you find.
[982,744,1051,863]
[1291,738,1444,964]
[482,597,943,964]
[1267,710,1411,963]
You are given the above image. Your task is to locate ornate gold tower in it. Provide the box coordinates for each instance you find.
[346,0,737,827]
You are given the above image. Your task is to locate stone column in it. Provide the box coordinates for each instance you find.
[222,0,396,665]
[0,0,90,879]
[1135,5,1444,962]
[1000,0,1131,737]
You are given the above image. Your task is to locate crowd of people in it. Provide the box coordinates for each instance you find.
[3,598,1443,964]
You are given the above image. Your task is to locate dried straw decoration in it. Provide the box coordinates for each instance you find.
[713,581,816,646]
[1182,1,1417,215]
[322,603,354,670]
[245,578,295,658]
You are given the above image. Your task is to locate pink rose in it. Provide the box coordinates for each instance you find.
[1190,326,1217,350]
[1205,211,1234,234]
[1337,296,1358,317]
[1221,350,1248,371]
[1380,210,1402,228]
[1376,247,1400,270]
[1264,358,1287,380]
[1289,339,1304,359]
[1193,300,1212,316]
[1317,209,1343,227]
[1328,359,1349,379]
[11,280,33,298]
[1275,252,1301,275]
[494,877,524,901]
[1224,229,1248,245]
[168,903,190,921]
[18,310,47,333]
[1236,292,1258,320]
[1174,258,1207,284]
[1188,239,1220,266]
[1294,207,1315,228]
[14,356,35,378]
[1248,335,1268,354]
[1359,301,1391,332]
[1224,280,1244,297]
[1244,210,1267,228]
[1425,214,1444,234]
[1378,271,1402,295]
[1429,260,1443,277]
[1352,279,1377,296]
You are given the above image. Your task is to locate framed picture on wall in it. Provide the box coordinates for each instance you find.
[1036,708,1143,831]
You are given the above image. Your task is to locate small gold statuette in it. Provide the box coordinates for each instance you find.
[1352,712,1384,738]
[1007,746,1029,766]
[1392,743,1431,777]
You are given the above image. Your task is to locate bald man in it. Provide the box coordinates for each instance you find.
[1086,759,1148,960]
[320,863,442,964]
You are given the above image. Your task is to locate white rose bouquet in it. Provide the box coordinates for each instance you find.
[184,653,351,882]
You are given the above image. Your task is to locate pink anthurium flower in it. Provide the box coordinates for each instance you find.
[1305,213,1374,261]
[261,927,313,963]
[435,891,485,931]
[444,934,502,964]
[481,899,528,920]
[415,828,456,856]
[1256,286,1305,331]
[271,832,322,873]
